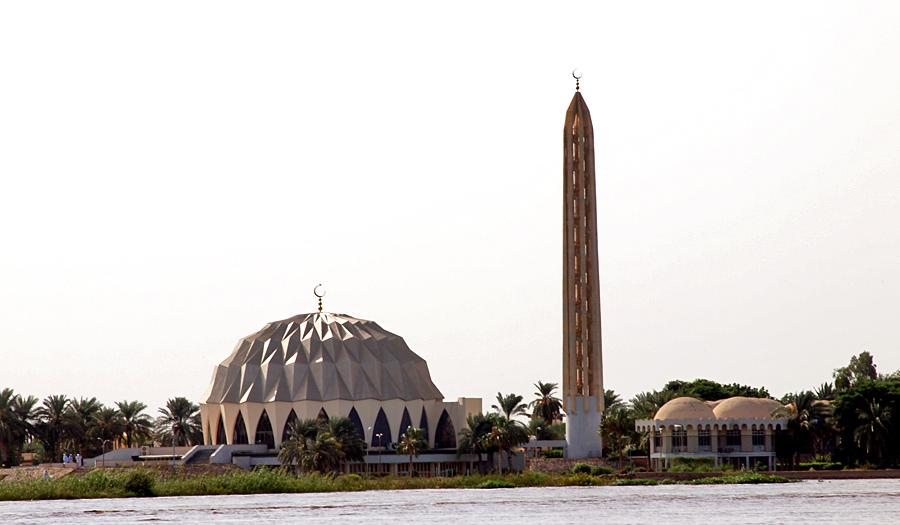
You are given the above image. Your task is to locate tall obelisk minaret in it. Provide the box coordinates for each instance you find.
[563,73,604,458]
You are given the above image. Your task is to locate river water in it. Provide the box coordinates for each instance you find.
[2,479,899,524]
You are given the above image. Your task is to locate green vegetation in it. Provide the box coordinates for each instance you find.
[540,449,563,458]
[278,417,366,474]
[0,465,799,501]
[681,473,790,484]
[475,480,515,489]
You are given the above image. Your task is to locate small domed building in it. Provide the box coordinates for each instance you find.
[199,310,481,474]
[635,396,787,471]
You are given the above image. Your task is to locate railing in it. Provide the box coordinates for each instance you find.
[724,446,741,453]
[698,445,711,452]
[671,446,687,454]
[752,445,765,452]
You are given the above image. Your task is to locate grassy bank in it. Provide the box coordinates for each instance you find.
[0,467,793,501]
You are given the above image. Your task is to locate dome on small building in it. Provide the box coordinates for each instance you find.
[712,397,783,419]
[655,396,716,420]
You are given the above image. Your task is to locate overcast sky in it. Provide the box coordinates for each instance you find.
[2,2,899,418]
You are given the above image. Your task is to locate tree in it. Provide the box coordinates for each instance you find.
[396,426,428,476]
[457,413,495,474]
[663,379,770,401]
[600,405,633,470]
[320,416,366,463]
[630,390,676,420]
[9,394,38,466]
[35,395,77,462]
[604,389,624,412]
[0,388,30,467]
[492,392,528,419]
[155,397,202,447]
[528,418,564,440]
[854,401,891,465]
[834,351,878,391]
[116,400,153,448]
[832,378,900,467]
[68,397,102,457]
[93,407,125,445]
[530,381,562,422]
[815,383,836,401]
[773,391,833,465]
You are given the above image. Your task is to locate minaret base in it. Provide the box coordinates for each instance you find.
[565,395,603,459]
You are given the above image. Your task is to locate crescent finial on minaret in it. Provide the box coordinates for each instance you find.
[572,69,582,91]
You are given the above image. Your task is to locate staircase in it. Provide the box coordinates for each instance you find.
[185,448,216,465]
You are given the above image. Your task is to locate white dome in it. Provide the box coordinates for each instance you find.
[202,312,443,404]
[655,397,716,420]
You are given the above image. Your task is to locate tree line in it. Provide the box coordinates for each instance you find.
[0,393,202,467]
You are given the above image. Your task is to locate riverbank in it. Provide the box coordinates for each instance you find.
[0,466,797,501]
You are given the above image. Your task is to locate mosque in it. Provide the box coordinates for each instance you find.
[198,298,482,474]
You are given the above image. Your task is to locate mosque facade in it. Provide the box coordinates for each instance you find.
[199,310,481,474]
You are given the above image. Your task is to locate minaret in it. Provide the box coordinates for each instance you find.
[563,74,604,458]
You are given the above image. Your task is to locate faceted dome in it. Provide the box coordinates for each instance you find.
[655,397,716,420]
[712,397,783,419]
[201,312,444,404]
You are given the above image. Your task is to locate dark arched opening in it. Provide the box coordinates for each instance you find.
[348,407,366,441]
[255,410,275,449]
[215,416,227,445]
[399,408,412,438]
[317,408,330,424]
[371,408,391,447]
[282,409,298,443]
[233,412,249,445]
[419,408,429,445]
[434,409,456,449]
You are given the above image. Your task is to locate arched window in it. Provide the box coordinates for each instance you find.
[317,408,330,424]
[233,412,249,445]
[434,410,456,449]
[371,408,392,447]
[215,416,227,445]
[255,410,275,449]
[419,408,429,444]
[399,408,412,438]
[282,409,298,443]
[348,407,365,441]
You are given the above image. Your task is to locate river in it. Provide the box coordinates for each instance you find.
[2,479,899,524]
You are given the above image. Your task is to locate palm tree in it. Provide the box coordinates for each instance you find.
[93,407,125,446]
[528,417,559,440]
[773,391,833,461]
[35,395,77,462]
[530,381,563,423]
[321,417,366,463]
[396,426,428,476]
[492,392,528,419]
[68,397,102,457]
[480,414,528,472]
[279,430,344,474]
[155,397,202,446]
[854,401,891,465]
[0,388,26,467]
[814,383,835,401]
[116,400,153,448]
[629,390,676,420]
[457,413,495,474]
[600,405,633,470]
[604,389,624,412]
[10,394,38,466]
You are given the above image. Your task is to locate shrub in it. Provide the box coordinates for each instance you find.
[613,478,657,486]
[568,472,597,486]
[591,466,615,476]
[572,463,592,474]
[123,470,155,497]
[476,480,515,489]
[541,450,564,459]
[672,456,715,471]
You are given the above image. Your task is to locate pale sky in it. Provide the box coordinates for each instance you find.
[2,2,899,419]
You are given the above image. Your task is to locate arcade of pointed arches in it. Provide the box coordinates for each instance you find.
[205,404,458,451]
